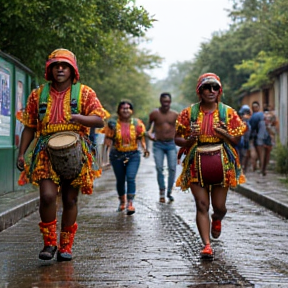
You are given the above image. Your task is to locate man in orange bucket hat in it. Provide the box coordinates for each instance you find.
[16,48,109,262]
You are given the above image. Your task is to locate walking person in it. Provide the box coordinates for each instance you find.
[16,48,109,261]
[262,110,278,176]
[249,101,267,174]
[237,105,252,173]
[147,93,178,203]
[104,100,150,215]
[175,73,247,259]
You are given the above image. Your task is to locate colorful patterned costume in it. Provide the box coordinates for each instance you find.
[105,118,146,152]
[17,83,109,194]
[104,116,147,213]
[176,101,247,190]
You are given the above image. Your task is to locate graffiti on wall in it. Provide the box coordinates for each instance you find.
[15,80,24,146]
[0,69,11,136]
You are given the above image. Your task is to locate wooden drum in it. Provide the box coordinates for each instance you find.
[196,144,224,186]
[47,131,83,180]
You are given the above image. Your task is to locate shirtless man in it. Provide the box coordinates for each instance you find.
[148,92,178,203]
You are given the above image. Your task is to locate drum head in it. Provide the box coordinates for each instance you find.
[48,132,78,149]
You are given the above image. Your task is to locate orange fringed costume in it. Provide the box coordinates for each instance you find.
[17,49,109,195]
[176,102,247,191]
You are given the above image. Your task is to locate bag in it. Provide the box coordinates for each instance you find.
[196,144,224,186]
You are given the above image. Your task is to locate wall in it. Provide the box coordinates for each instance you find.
[278,72,288,145]
[0,51,35,195]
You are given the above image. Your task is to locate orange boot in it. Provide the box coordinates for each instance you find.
[39,219,57,260]
[57,222,78,262]
[126,194,135,215]
[126,199,135,215]
[117,195,126,212]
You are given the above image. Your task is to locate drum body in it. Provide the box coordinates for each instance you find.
[196,144,224,186]
[47,132,83,180]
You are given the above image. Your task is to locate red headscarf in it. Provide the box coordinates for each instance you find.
[45,48,80,83]
[196,73,222,96]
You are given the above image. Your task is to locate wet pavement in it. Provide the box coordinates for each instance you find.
[1,157,288,287]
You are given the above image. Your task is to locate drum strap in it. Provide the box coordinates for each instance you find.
[190,101,227,124]
[38,82,81,119]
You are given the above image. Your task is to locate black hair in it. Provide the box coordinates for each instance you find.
[160,92,171,100]
[117,100,134,114]
[252,101,260,106]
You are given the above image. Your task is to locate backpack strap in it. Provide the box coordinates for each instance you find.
[190,102,200,123]
[218,102,227,124]
[190,101,227,124]
[70,82,81,114]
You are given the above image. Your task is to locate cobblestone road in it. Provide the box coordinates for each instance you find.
[0,158,288,287]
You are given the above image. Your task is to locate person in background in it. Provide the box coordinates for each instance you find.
[262,110,278,176]
[175,73,247,259]
[249,101,267,175]
[104,100,149,215]
[16,48,109,261]
[238,104,252,173]
[147,93,178,203]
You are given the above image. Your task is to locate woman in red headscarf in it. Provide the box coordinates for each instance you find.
[175,73,247,259]
[16,48,109,262]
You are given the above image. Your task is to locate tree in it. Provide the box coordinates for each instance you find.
[235,51,288,90]
[0,0,162,117]
[0,0,154,80]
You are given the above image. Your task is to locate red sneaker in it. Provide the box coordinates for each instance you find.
[200,244,214,259]
[211,219,221,239]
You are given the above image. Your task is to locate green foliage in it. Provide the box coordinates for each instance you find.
[179,26,263,107]
[0,0,154,79]
[235,51,288,90]
[0,0,162,120]
[274,142,288,176]
[171,0,288,109]
[153,61,193,112]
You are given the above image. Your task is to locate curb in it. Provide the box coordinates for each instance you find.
[234,184,288,219]
[1,183,287,233]
[0,196,39,232]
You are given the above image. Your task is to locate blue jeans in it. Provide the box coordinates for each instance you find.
[109,149,140,200]
[153,140,177,194]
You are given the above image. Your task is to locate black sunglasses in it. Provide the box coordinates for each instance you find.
[201,84,220,92]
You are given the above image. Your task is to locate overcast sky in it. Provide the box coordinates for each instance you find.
[136,0,233,80]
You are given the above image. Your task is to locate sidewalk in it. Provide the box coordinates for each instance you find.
[0,167,288,232]
[233,170,288,219]
[0,186,39,232]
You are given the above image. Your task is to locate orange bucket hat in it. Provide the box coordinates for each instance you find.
[45,48,80,83]
[196,73,222,96]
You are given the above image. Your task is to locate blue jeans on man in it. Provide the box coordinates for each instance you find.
[153,140,177,202]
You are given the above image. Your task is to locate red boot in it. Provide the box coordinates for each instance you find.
[39,219,57,260]
[57,222,78,262]
[211,219,222,239]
